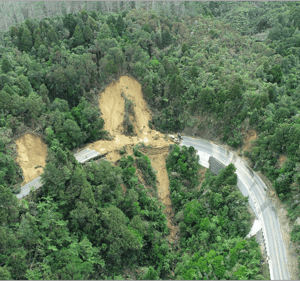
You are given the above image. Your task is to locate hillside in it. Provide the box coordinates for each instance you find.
[7,75,266,280]
[1,1,300,279]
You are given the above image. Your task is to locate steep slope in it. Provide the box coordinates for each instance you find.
[15,133,48,185]
[89,75,179,244]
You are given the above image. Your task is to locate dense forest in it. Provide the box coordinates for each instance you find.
[1,1,300,279]
[0,141,264,279]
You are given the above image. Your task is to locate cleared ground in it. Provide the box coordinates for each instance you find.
[15,133,48,186]
[91,75,179,243]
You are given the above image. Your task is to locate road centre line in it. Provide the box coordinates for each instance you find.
[224,152,285,279]
[181,136,290,280]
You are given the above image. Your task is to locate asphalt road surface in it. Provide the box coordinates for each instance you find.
[16,148,101,199]
[181,136,290,281]
[16,137,290,279]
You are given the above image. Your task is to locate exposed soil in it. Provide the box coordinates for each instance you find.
[14,75,271,275]
[141,146,179,244]
[90,75,179,244]
[98,79,125,135]
[241,129,258,152]
[278,154,287,168]
[98,76,153,136]
[198,166,207,190]
[15,133,48,186]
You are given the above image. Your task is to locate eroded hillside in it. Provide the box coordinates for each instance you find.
[15,133,48,185]
[14,75,180,244]
[88,75,179,243]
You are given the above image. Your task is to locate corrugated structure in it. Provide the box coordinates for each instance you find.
[74,148,104,163]
[16,148,103,199]
[208,156,226,175]
[16,176,42,199]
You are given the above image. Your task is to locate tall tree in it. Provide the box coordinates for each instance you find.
[63,13,77,37]
[15,75,33,97]
[80,9,88,22]
[116,14,125,36]
[47,26,59,45]
[34,33,43,49]
[1,57,12,73]
[21,26,33,52]
[72,24,85,47]
[181,42,188,54]
[162,29,172,48]
[97,24,112,40]
[32,27,41,41]
[83,25,93,43]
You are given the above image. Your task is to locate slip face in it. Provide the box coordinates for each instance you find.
[15,133,48,186]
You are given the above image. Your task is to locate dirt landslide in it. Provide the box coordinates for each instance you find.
[15,133,48,186]
[88,75,179,244]
[140,146,179,244]
[241,129,258,153]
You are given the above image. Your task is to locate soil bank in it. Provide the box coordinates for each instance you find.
[15,133,48,186]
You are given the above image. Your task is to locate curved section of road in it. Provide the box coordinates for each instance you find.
[16,136,290,279]
[181,136,290,280]
[16,148,103,199]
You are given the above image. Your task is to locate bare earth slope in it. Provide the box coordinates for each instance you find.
[91,75,178,243]
[14,75,296,278]
[15,133,48,185]
[14,76,179,245]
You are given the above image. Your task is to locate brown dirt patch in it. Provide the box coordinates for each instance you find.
[242,129,258,152]
[91,76,172,156]
[89,135,171,161]
[15,134,48,186]
[120,183,127,195]
[91,76,178,243]
[198,166,207,190]
[106,149,122,163]
[278,155,287,168]
[98,76,153,137]
[98,80,125,135]
[147,150,179,244]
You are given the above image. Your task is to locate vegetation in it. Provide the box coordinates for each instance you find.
[0,128,23,193]
[121,91,136,135]
[0,143,172,279]
[1,1,300,279]
[167,145,265,279]
[166,144,202,212]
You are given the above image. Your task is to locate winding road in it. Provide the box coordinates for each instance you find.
[16,136,291,279]
[181,136,290,280]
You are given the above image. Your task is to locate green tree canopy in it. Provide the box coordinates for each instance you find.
[21,26,33,52]
[72,24,85,47]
